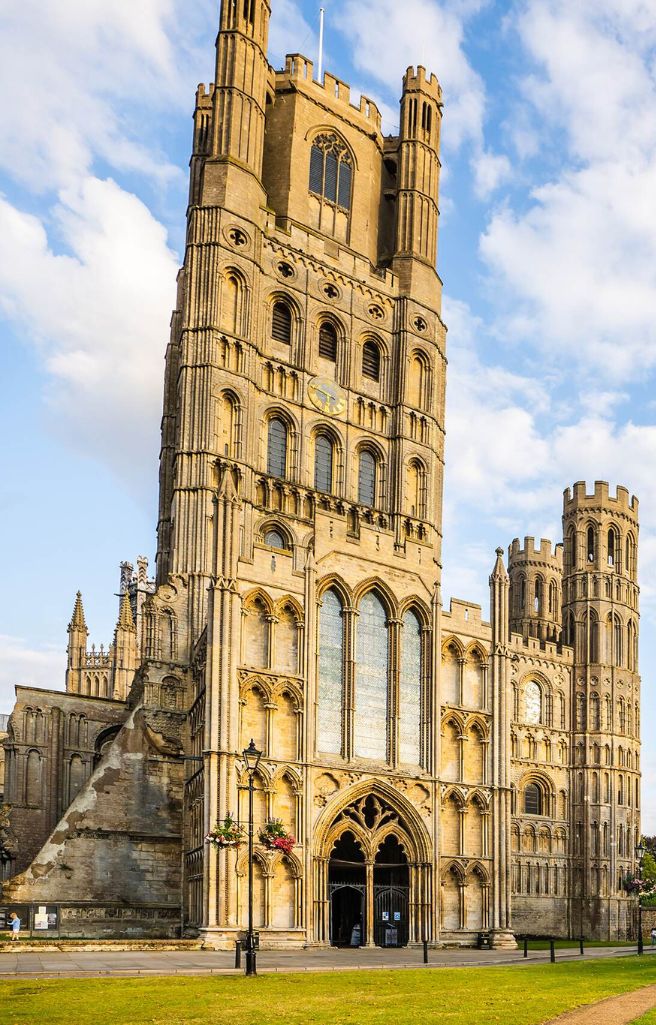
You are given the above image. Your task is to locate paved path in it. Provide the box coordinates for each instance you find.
[0,943,652,979]
[546,983,656,1025]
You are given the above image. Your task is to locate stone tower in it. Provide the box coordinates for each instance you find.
[153,0,455,947]
[508,538,563,644]
[562,482,640,938]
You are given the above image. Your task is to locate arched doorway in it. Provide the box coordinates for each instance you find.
[320,791,429,948]
[374,835,409,947]
[329,831,365,946]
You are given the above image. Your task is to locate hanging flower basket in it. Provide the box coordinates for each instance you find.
[205,815,245,849]
[258,818,296,855]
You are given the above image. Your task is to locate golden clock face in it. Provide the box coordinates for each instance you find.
[307,376,347,416]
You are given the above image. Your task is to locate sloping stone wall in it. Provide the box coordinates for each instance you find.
[3,706,183,938]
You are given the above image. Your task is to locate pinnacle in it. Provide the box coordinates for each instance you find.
[69,591,88,632]
[491,547,508,579]
[117,590,135,632]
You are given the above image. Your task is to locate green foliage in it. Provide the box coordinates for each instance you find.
[1,957,656,1025]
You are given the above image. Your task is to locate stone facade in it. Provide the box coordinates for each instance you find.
[1,0,641,945]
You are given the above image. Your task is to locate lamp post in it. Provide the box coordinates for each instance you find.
[243,739,262,976]
[635,841,646,955]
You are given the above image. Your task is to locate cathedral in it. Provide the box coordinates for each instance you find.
[1,0,641,947]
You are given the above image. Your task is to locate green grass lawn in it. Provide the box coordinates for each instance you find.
[1,957,656,1025]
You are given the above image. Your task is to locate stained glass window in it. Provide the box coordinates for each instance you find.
[354,592,388,761]
[399,610,422,765]
[317,590,343,754]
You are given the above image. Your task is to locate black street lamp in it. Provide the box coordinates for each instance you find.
[635,841,647,956]
[243,738,262,976]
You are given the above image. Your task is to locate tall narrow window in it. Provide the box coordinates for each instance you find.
[221,273,241,334]
[271,301,292,343]
[407,460,427,518]
[267,417,287,478]
[215,392,236,457]
[587,526,595,563]
[314,434,333,492]
[524,783,542,815]
[354,593,388,761]
[318,321,337,361]
[358,450,376,506]
[309,134,353,211]
[399,610,423,765]
[362,340,381,381]
[608,528,616,567]
[317,590,344,754]
[534,578,542,613]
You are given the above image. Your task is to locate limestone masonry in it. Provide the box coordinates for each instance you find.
[1,0,641,946]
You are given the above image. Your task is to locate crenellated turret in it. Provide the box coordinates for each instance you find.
[200,0,271,210]
[508,536,563,644]
[393,66,443,293]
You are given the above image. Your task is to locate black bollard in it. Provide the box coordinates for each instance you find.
[579,935,584,956]
[423,940,429,964]
[550,939,556,963]
[235,940,242,969]
[523,937,528,958]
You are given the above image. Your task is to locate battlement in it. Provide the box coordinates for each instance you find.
[508,537,563,570]
[277,54,383,132]
[195,83,214,107]
[402,65,443,103]
[563,480,638,516]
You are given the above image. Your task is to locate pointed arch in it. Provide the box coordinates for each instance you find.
[314,778,432,864]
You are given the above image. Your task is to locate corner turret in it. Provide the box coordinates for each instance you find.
[508,536,563,644]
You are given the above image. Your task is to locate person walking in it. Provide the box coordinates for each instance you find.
[650,927,656,947]
[9,913,20,942]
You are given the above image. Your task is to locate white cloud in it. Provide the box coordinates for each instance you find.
[268,0,317,66]
[0,0,191,192]
[479,0,656,379]
[473,150,512,199]
[0,177,179,496]
[338,0,486,150]
[0,636,65,709]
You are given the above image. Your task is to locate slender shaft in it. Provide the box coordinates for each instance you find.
[317,8,325,82]
[246,773,256,974]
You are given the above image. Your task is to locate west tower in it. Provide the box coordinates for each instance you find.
[156,0,453,947]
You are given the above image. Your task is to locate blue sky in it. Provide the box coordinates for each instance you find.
[1,0,655,827]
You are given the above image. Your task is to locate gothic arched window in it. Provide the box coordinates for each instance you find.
[267,417,288,478]
[354,592,388,761]
[358,450,376,507]
[309,134,353,210]
[362,340,381,381]
[314,433,334,492]
[317,589,344,755]
[271,300,292,344]
[399,610,422,765]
